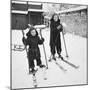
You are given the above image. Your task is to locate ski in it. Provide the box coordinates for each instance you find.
[29,66,47,87]
[54,60,67,72]
[49,58,67,72]
[32,66,47,88]
[27,69,38,88]
[57,56,79,69]
[32,72,37,88]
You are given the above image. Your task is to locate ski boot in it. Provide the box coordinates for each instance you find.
[39,64,46,68]
[58,54,64,60]
[29,68,37,74]
[52,55,56,61]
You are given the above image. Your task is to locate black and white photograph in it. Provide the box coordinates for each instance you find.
[11,0,88,89]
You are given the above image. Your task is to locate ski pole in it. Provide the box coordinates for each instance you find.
[21,30,28,53]
[61,30,69,58]
[40,29,48,69]
[21,30,30,72]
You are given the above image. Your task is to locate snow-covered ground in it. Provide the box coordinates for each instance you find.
[11,28,87,89]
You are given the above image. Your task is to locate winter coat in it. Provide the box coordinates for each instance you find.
[50,19,63,47]
[22,31,44,59]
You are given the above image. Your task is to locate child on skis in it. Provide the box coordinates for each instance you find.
[50,13,63,60]
[22,26,45,73]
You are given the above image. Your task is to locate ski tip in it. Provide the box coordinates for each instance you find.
[75,65,80,69]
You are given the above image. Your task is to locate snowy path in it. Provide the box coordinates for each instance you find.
[12,28,87,89]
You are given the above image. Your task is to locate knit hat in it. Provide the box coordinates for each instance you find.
[26,26,38,37]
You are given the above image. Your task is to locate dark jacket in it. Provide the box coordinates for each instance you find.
[22,30,44,59]
[50,19,63,47]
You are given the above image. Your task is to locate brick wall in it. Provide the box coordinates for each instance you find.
[59,9,88,37]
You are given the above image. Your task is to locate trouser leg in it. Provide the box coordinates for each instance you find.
[36,57,42,66]
[56,39,62,55]
[50,44,55,56]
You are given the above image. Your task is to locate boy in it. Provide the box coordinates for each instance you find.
[22,26,45,73]
[50,13,63,60]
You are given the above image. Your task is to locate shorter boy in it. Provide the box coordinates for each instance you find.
[22,27,45,73]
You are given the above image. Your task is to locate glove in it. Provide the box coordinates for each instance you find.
[57,25,62,30]
[57,24,63,32]
[41,37,44,42]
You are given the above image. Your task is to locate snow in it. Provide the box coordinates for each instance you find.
[11,28,87,89]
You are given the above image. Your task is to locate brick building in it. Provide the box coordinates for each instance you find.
[11,0,44,30]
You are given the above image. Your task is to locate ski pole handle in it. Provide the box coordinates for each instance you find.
[22,30,24,37]
[61,30,69,58]
[39,29,42,38]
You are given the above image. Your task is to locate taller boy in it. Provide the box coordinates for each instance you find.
[50,13,63,60]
